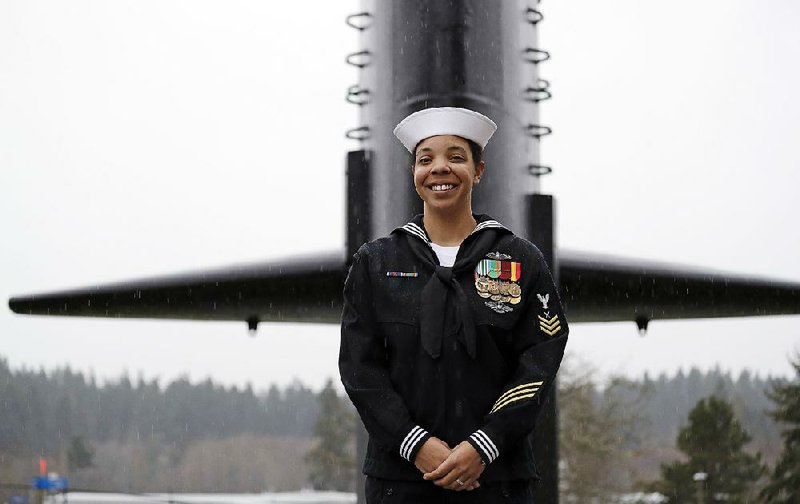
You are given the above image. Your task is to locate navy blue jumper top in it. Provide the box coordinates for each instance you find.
[339,214,568,482]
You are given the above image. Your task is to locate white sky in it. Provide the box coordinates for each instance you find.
[1,0,798,392]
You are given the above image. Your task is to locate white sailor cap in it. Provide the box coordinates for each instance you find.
[393,107,498,154]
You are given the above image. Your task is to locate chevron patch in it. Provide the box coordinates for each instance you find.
[538,314,561,337]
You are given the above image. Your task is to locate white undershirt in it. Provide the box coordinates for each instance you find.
[430,243,460,267]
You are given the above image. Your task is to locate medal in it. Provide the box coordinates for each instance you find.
[475,255,522,314]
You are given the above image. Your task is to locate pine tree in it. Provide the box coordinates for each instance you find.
[305,379,355,491]
[653,395,765,503]
[67,435,95,471]
[761,356,800,503]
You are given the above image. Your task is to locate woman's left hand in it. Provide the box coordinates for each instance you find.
[423,441,485,491]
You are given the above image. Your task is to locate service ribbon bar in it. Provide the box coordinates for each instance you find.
[475,260,521,281]
[386,271,419,278]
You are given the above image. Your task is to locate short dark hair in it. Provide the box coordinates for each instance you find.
[466,139,483,165]
[412,137,483,166]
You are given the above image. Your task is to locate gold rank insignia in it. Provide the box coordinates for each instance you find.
[538,314,561,337]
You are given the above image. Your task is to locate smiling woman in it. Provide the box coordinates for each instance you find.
[411,135,485,234]
[338,107,569,503]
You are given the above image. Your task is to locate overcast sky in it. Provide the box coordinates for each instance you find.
[1,0,798,392]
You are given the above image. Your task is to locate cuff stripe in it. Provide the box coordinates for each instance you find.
[470,433,492,462]
[470,430,499,463]
[400,425,428,461]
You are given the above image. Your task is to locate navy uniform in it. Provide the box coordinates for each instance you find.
[339,107,568,503]
[339,214,568,502]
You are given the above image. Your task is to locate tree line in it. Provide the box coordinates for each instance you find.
[0,357,319,457]
[1,355,797,501]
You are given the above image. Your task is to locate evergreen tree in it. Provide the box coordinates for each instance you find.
[305,379,355,491]
[67,435,95,471]
[652,396,765,503]
[761,356,800,503]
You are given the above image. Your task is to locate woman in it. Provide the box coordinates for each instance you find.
[339,107,568,503]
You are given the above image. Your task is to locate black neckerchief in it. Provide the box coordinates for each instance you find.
[393,214,511,359]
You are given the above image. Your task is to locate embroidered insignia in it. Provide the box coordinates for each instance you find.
[474,258,522,312]
[386,271,419,277]
[490,381,543,413]
[538,314,561,337]
[536,293,550,310]
[485,301,513,314]
[485,251,512,260]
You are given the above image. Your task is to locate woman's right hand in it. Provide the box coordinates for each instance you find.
[414,437,451,473]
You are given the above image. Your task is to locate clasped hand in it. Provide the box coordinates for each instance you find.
[414,437,485,491]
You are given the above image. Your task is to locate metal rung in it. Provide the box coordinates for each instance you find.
[523,47,550,64]
[525,7,544,25]
[523,80,552,103]
[346,85,370,105]
[528,164,553,177]
[345,50,373,68]
[525,124,552,139]
[346,126,371,141]
[346,12,374,31]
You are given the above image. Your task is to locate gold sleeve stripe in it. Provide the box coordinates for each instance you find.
[493,381,544,405]
[491,388,540,412]
[490,386,540,411]
[491,392,538,414]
